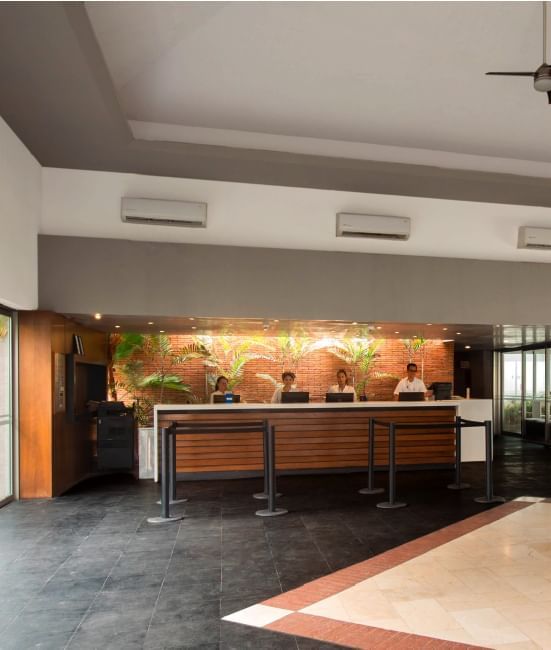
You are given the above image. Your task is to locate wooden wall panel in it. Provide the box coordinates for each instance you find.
[19,311,108,498]
[19,312,54,497]
[158,406,456,475]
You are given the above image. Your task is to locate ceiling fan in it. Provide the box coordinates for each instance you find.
[486,1,551,102]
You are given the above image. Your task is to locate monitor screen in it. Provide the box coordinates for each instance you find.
[429,382,452,400]
[212,394,241,403]
[326,392,354,403]
[281,391,309,403]
[398,392,425,402]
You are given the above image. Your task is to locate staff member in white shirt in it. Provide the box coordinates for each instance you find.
[210,375,229,403]
[328,369,357,401]
[393,363,428,400]
[271,371,298,403]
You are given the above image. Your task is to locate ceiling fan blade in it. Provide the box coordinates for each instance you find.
[485,71,535,76]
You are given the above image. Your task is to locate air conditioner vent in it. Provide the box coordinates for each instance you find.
[336,213,410,241]
[121,198,207,228]
[518,226,551,250]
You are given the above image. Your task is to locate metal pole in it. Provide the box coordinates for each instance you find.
[359,418,383,495]
[148,426,184,524]
[377,423,406,509]
[474,420,505,504]
[448,416,470,490]
[253,420,281,500]
[157,427,187,505]
[255,424,287,517]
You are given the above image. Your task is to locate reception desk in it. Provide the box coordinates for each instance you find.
[153,401,491,480]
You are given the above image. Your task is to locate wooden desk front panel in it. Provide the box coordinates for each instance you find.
[157,407,456,474]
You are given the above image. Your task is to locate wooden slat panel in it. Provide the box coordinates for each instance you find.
[159,406,456,474]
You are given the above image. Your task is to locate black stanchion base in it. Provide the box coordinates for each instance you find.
[253,491,282,500]
[358,487,384,495]
[147,514,184,524]
[474,495,506,504]
[156,498,188,505]
[377,501,407,509]
[447,483,470,490]
[255,508,288,517]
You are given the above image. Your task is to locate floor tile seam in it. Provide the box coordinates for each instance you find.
[261,519,287,597]
[299,515,333,573]
[62,547,126,649]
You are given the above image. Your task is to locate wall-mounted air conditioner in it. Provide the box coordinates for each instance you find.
[121,197,207,228]
[336,213,410,241]
[517,226,551,250]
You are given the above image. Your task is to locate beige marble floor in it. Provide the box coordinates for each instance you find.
[302,498,551,649]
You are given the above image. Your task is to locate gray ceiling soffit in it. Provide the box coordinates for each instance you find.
[2,3,551,207]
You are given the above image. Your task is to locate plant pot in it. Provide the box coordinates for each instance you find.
[138,427,155,479]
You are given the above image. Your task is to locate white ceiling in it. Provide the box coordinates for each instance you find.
[86,1,551,175]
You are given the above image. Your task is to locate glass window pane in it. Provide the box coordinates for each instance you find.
[503,351,522,433]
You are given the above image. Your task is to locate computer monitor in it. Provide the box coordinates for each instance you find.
[325,392,354,403]
[398,392,425,402]
[281,391,309,403]
[429,382,452,400]
[212,394,241,404]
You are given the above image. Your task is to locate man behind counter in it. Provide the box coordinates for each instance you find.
[393,363,428,400]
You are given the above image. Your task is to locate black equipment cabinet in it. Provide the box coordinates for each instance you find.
[96,402,135,470]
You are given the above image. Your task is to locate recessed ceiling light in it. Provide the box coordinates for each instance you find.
[394,331,400,334]
[94,313,102,320]
[442,327,448,331]
[443,339,454,342]
[456,332,462,335]
[426,323,432,326]
[159,330,165,333]
[148,321,154,325]
[465,345,471,349]
[274,319,279,322]
[191,326,197,330]
[114,325,120,329]
[376,326,382,330]
[189,317,195,321]
[352,321,358,325]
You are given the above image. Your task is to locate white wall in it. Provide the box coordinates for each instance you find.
[41,167,551,264]
[0,117,41,310]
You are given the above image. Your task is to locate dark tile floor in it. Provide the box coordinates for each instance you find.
[1,435,550,649]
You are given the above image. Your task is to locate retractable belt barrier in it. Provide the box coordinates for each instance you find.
[358,416,504,510]
[148,419,286,524]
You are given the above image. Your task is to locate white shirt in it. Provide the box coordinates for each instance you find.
[394,377,427,395]
[328,384,356,401]
[271,386,298,403]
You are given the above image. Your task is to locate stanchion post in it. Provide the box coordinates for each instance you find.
[253,420,281,500]
[448,416,470,490]
[255,424,287,517]
[148,426,184,524]
[156,425,187,506]
[377,423,406,509]
[359,418,384,495]
[475,420,505,504]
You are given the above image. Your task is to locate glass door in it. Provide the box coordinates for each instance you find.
[502,351,522,434]
[0,310,13,505]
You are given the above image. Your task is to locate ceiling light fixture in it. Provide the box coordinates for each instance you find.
[456,332,462,335]
[115,325,120,329]
[191,326,197,330]
[352,321,358,325]
[148,321,154,325]
[426,323,432,326]
[376,326,382,330]
[394,331,400,334]
[94,313,102,320]
[159,330,165,333]
[189,317,195,321]
[443,327,448,331]
[465,345,471,349]
[442,339,454,343]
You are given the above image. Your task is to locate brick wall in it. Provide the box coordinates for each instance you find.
[112,335,454,408]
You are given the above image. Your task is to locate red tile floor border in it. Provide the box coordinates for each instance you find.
[263,500,531,612]
[266,612,489,649]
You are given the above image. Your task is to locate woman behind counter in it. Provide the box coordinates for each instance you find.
[210,375,230,403]
[328,369,357,401]
[271,371,298,403]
